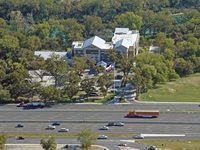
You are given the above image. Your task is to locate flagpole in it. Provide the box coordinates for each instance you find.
[113,62,115,96]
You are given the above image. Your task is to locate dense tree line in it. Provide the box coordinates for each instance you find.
[0,0,199,102]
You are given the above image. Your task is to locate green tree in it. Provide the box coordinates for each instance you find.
[84,15,103,37]
[25,36,41,51]
[81,78,96,98]
[39,86,62,102]
[9,10,25,31]
[0,134,7,150]
[46,54,69,87]
[72,56,88,76]
[131,67,147,99]
[115,12,142,30]
[97,74,113,97]
[40,137,56,150]
[77,129,97,150]
[64,72,80,101]
[0,35,19,54]
[175,58,194,77]
[118,54,135,87]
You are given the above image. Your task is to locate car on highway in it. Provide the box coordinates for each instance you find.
[97,135,108,139]
[17,102,25,107]
[148,146,157,150]
[16,136,25,140]
[118,143,127,147]
[99,126,109,130]
[58,128,69,132]
[23,102,46,109]
[47,125,56,130]
[64,144,81,149]
[107,122,124,126]
[134,135,144,139]
[52,121,60,126]
[15,124,23,128]
[115,122,125,126]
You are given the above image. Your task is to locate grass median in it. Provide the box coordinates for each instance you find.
[2,132,135,139]
[137,139,200,150]
[140,73,200,102]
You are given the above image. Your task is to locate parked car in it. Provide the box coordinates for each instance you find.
[59,128,69,132]
[134,135,144,139]
[118,143,127,147]
[88,92,99,96]
[16,136,24,140]
[99,126,109,130]
[15,124,23,128]
[97,135,108,139]
[52,121,60,126]
[47,125,56,130]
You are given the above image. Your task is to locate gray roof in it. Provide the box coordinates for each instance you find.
[115,39,130,49]
[114,28,129,34]
[34,51,67,60]
[83,36,106,49]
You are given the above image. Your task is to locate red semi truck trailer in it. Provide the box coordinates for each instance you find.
[125,110,160,118]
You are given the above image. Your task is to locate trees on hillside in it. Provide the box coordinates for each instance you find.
[115,12,142,30]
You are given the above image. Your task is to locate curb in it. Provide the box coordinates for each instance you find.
[135,100,200,105]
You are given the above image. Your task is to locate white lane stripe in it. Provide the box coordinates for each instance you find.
[141,134,185,137]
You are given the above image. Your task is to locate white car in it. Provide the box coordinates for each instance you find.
[99,126,109,130]
[59,128,69,132]
[115,122,125,126]
[134,135,144,139]
[47,125,56,130]
[97,135,108,139]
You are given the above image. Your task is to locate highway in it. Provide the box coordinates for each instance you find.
[1,103,200,149]
[0,111,200,124]
[0,102,200,111]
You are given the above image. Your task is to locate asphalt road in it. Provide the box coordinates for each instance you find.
[1,104,200,149]
[0,111,200,124]
[7,137,147,150]
[1,103,200,111]
[1,122,200,136]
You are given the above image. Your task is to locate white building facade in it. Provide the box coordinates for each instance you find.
[72,28,140,62]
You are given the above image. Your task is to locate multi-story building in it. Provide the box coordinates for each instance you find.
[72,28,140,63]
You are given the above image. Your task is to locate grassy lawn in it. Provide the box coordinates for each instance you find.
[137,139,200,150]
[140,73,200,102]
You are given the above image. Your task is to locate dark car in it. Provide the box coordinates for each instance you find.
[16,136,25,140]
[88,92,99,96]
[52,122,60,126]
[23,102,46,109]
[16,124,23,128]
[118,143,127,147]
[17,102,24,107]
[107,122,115,126]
